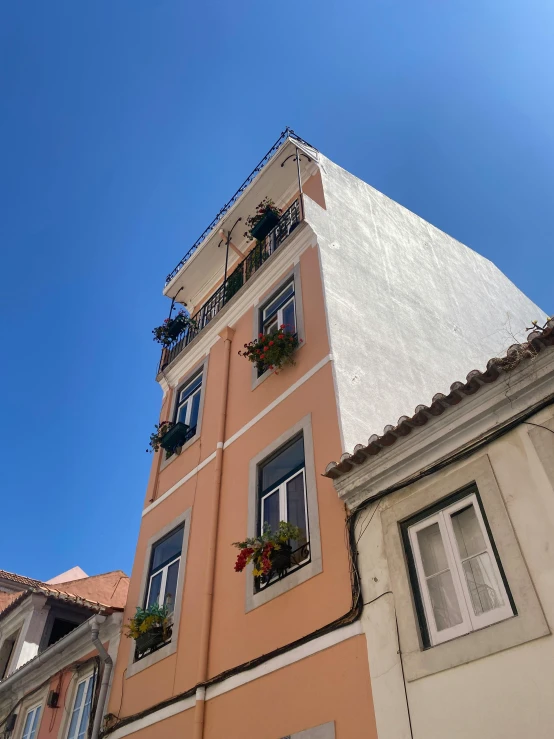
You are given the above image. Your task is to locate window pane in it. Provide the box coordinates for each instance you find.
[263,283,294,321]
[147,571,162,608]
[177,402,188,424]
[451,505,486,559]
[164,560,180,613]
[427,571,464,631]
[286,472,307,543]
[67,681,85,739]
[281,299,296,333]
[188,390,201,431]
[417,523,448,576]
[151,528,183,572]
[22,710,35,739]
[263,318,279,335]
[462,553,504,615]
[30,707,41,738]
[261,436,304,494]
[261,491,280,534]
[180,374,202,402]
[77,678,94,739]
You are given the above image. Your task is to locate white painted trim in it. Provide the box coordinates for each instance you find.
[224,354,332,449]
[205,621,362,700]
[108,695,196,739]
[107,621,361,738]
[143,354,332,516]
[143,452,217,516]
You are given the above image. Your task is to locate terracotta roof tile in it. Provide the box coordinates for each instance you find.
[324,320,554,480]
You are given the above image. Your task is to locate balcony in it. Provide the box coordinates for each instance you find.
[158,198,302,372]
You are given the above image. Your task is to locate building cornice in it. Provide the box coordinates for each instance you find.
[334,347,554,509]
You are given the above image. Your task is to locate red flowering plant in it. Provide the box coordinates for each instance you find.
[243,197,282,242]
[152,311,196,348]
[232,522,302,578]
[239,325,301,374]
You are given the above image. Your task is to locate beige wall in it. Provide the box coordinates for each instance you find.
[355,404,554,739]
[109,240,377,736]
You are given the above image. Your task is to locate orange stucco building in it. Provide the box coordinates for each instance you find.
[105,130,542,739]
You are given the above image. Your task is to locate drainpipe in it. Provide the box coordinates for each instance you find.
[90,615,113,739]
[192,326,234,739]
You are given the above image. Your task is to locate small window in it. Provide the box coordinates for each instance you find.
[67,675,94,739]
[261,281,296,336]
[145,526,184,613]
[21,704,41,739]
[405,490,514,647]
[257,434,310,589]
[0,630,19,679]
[174,372,202,439]
[47,618,79,647]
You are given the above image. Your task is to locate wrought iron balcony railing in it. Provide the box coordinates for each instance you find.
[159,198,302,372]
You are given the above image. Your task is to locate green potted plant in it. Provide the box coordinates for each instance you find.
[124,603,171,656]
[232,521,303,578]
[152,311,196,348]
[147,420,190,458]
[239,326,301,374]
[244,198,282,242]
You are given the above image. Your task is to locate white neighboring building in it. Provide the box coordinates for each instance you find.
[325,320,554,739]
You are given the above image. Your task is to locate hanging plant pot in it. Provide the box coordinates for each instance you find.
[166,314,189,341]
[270,543,293,574]
[160,422,190,455]
[135,626,168,656]
[250,209,280,241]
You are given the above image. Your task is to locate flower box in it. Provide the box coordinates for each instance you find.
[135,626,167,655]
[270,543,292,574]
[250,209,280,241]
[159,422,190,455]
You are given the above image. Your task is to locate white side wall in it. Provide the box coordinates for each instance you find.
[305,156,546,453]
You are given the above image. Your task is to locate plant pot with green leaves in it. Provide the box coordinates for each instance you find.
[124,603,172,657]
[147,420,190,458]
[152,311,196,348]
[239,326,301,375]
[232,521,303,579]
[244,198,282,242]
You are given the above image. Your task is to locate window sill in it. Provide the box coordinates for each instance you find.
[126,638,177,678]
[246,554,322,612]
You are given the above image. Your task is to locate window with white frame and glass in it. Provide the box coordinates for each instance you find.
[21,704,41,739]
[174,372,202,440]
[66,674,94,739]
[404,488,514,647]
[257,433,309,589]
[261,281,296,337]
[146,525,184,614]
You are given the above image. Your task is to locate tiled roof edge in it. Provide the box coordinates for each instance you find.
[324,320,554,480]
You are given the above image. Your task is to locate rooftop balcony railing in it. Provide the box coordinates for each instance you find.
[159,198,302,372]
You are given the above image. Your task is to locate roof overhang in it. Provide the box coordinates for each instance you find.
[163,134,319,310]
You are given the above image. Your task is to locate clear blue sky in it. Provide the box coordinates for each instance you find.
[1,1,552,581]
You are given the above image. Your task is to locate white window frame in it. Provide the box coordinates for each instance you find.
[175,373,202,430]
[260,468,309,541]
[145,527,183,612]
[261,282,296,335]
[66,673,95,739]
[408,492,513,646]
[20,703,41,739]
